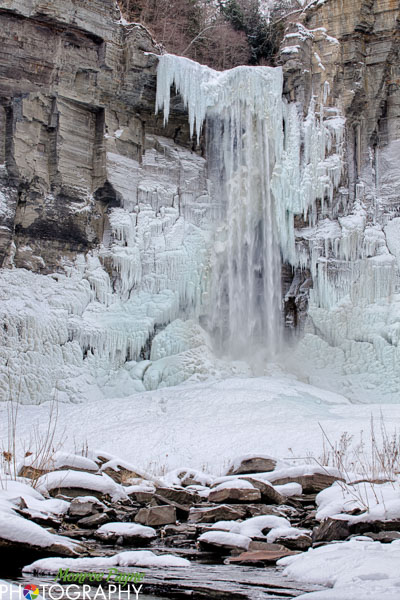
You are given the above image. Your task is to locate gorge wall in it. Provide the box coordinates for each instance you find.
[0,0,399,404]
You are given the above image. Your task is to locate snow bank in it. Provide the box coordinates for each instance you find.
[315,480,400,523]
[279,539,400,598]
[2,374,396,474]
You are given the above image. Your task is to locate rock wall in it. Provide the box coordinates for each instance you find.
[280,0,400,401]
[0,0,195,272]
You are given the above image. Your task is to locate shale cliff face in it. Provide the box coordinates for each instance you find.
[0,0,399,404]
[0,0,194,272]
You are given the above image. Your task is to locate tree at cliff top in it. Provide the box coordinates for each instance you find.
[118,0,297,68]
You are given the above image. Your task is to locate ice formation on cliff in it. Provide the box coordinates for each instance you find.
[156,54,400,401]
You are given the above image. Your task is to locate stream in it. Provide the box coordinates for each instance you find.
[8,563,322,599]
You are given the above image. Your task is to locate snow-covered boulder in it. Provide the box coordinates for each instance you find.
[23,550,190,575]
[96,522,157,545]
[208,480,261,503]
[198,531,251,553]
[18,452,98,479]
[0,511,82,565]
[67,496,107,519]
[226,454,278,475]
[279,538,400,599]
[35,470,126,502]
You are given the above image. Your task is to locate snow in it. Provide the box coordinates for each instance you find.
[1,374,400,475]
[0,510,78,553]
[279,539,400,599]
[315,480,400,523]
[161,468,214,488]
[23,551,190,574]
[239,515,291,538]
[0,511,58,547]
[210,515,292,541]
[261,465,343,484]
[212,479,255,491]
[275,482,303,497]
[97,523,156,540]
[267,526,309,543]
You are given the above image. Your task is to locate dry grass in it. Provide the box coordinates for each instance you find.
[1,384,65,488]
[289,413,400,511]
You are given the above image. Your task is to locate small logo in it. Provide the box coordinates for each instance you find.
[23,585,39,600]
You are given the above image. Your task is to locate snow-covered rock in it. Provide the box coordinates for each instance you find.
[35,470,126,502]
[96,522,156,544]
[23,550,190,574]
[198,531,251,553]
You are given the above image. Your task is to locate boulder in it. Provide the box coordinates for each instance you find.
[312,518,351,543]
[102,465,146,485]
[18,453,99,480]
[363,531,400,543]
[126,490,155,504]
[77,512,111,529]
[350,519,400,536]
[155,486,201,506]
[274,533,312,551]
[175,469,214,488]
[189,505,247,523]
[153,493,190,518]
[135,505,177,527]
[208,481,261,503]
[0,513,84,569]
[68,496,107,519]
[229,546,298,565]
[226,455,277,476]
[36,471,124,502]
[243,504,287,518]
[240,477,285,504]
[270,473,343,494]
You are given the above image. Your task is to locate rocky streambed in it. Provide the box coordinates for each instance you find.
[1,451,398,598]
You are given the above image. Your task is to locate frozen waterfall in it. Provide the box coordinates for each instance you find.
[157,55,284,357]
